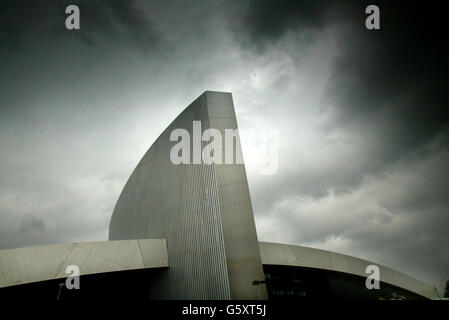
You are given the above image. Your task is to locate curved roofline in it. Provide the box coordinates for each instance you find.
[258,241,440,299]
[0,239,168,289]
[0,239,440,300]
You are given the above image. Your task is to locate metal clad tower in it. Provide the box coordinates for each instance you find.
[109,91,267,299]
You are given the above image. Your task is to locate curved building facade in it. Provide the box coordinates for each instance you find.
[109,91,266,299]
[0,240,439,300]
[0,91,440,301]
[259,242,439,300]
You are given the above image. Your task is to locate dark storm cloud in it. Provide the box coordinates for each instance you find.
[0,0,159,50]
[233,0,449,200]
[0,0,166,250]
[20,214,46,233]
[232,0,448,291]
[324,2,448,165]
[232,0,345,50]
[0,0,236,251]
[255,150,449,290]
[0,0,162,120]
[236,0,448,161]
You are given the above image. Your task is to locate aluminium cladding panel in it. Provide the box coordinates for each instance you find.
[109,92,231,299]
[205,92,268,300]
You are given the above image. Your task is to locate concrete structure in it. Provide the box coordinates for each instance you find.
[0,91,441,300]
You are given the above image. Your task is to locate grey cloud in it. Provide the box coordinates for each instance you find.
[233,0,448,292]
[0,0,159,51]
[234,0,448,203]
[20,215,46,233]
[256,148,449,289]
[238,0,448,161]
[230,0,349,51]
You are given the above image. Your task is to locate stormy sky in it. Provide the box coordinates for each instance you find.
[1,1,448,293]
